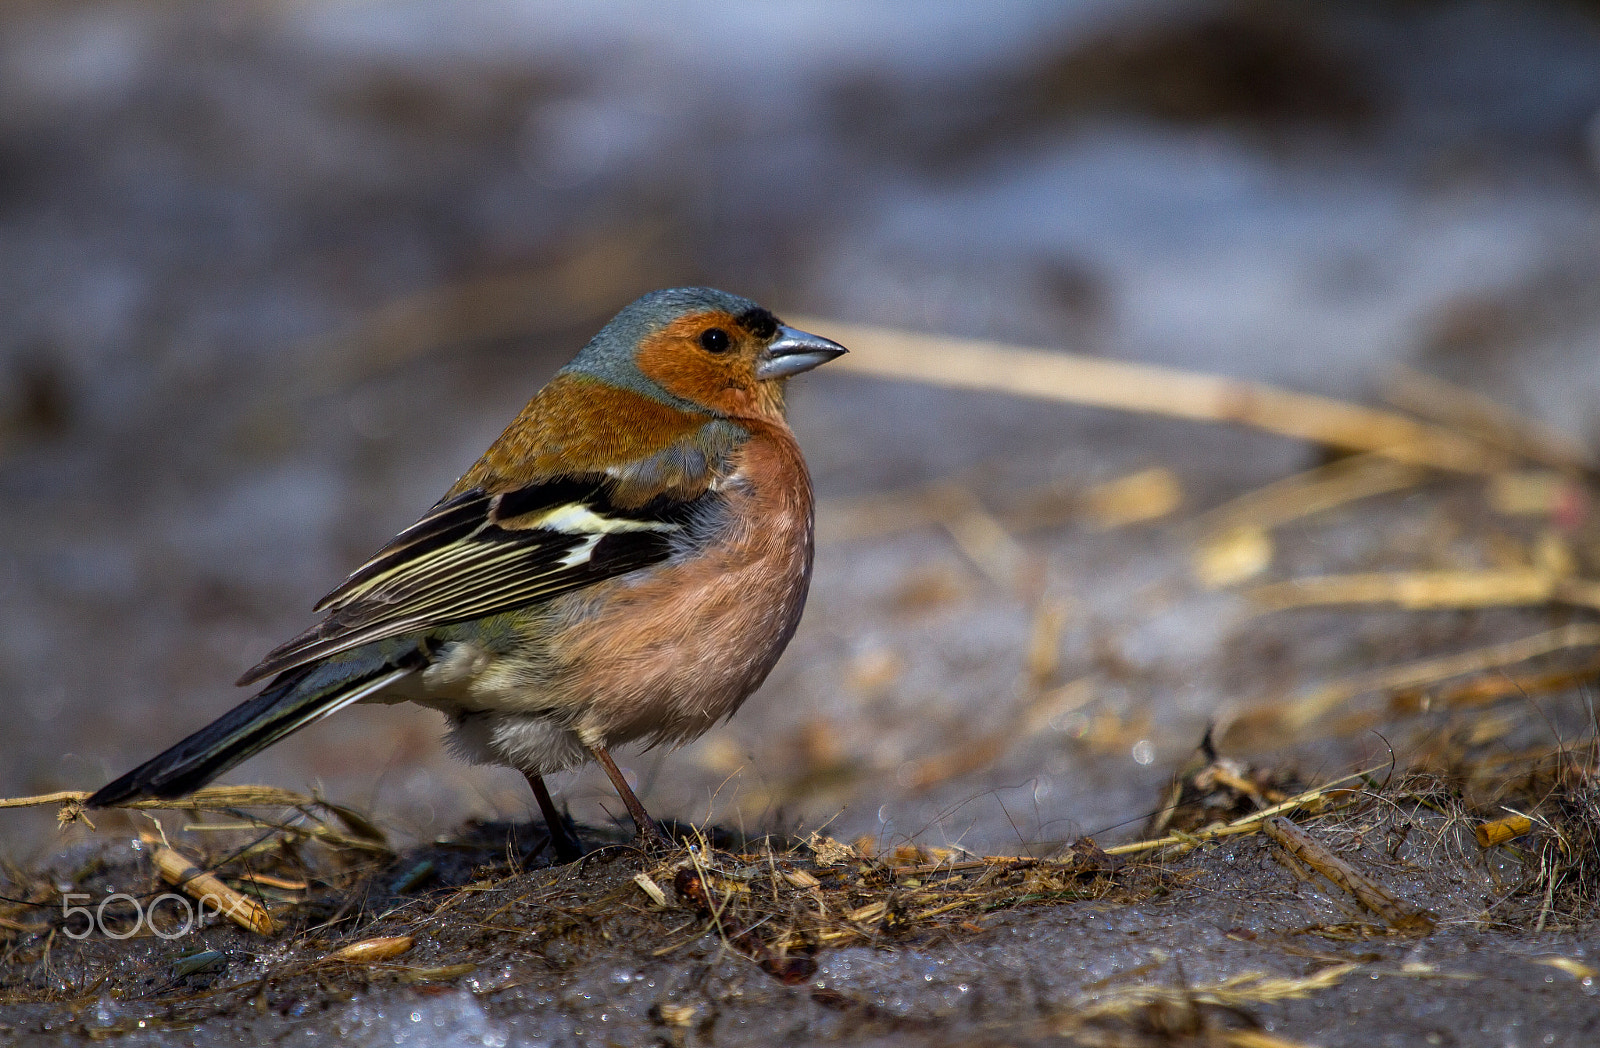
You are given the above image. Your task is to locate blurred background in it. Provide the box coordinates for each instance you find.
[5,0,1600,861]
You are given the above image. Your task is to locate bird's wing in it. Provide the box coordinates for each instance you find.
[237,476,716,685]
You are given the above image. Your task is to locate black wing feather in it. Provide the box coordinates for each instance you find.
[311,490,489,613]
[239,475,714,685]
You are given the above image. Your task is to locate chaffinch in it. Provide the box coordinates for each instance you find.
[89,287,847,859]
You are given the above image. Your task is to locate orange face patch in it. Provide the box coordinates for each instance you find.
[634,311,787,421]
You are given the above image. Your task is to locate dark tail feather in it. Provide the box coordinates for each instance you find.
[87,655,419,808]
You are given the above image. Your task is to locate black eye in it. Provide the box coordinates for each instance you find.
[699,327,731,353]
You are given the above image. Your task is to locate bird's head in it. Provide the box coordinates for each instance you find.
[562,287,847,420]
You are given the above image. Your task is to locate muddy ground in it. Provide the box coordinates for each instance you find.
[5,1,1600,1044]
[5,741,1600,1047]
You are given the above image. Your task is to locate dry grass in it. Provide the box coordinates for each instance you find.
[804,317,1589,475]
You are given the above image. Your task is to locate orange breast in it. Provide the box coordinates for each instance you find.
[546,418,816,747]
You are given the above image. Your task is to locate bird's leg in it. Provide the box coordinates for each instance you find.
[523,772,583,863]
[588,745,673,848]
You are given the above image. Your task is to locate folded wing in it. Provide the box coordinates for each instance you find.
[238,477,716,685]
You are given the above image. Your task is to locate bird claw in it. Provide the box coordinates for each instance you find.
[633,819,678,856]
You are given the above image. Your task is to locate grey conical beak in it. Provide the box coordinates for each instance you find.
[756,325,848,380]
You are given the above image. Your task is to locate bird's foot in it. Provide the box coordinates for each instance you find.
[524,771,584,865]
[545,824,584,864]
[589,745,679,856]
[632,815,677,856]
